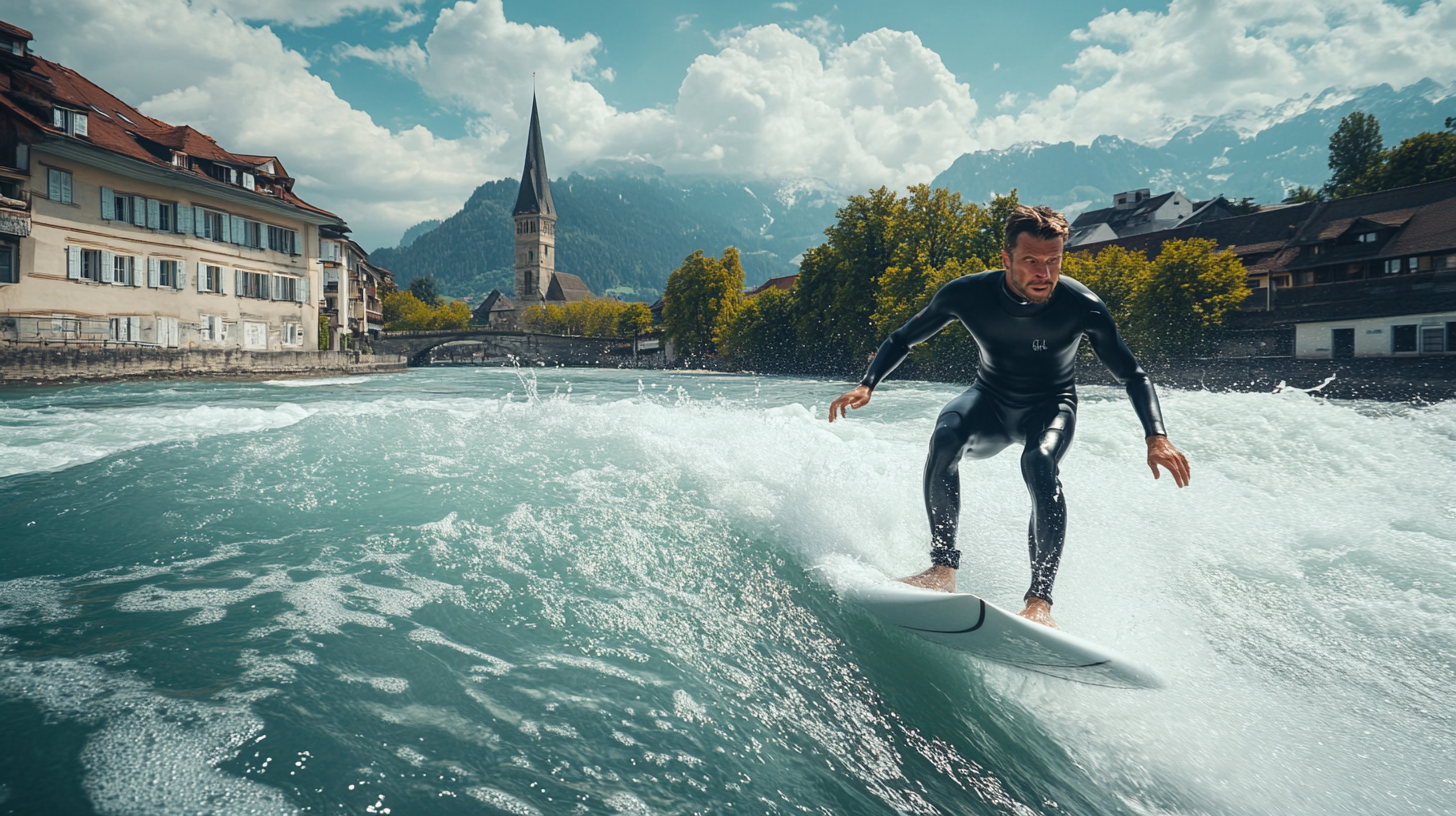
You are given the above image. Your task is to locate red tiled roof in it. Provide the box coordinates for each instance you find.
[0,21,32,42]
[0,37,339,221]
[746,274,797,297]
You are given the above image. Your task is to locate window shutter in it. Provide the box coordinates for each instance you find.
[61,172,71,203]
[194,206,205,236]
[297,275,308,303]
[235,269,244,296]
[218,266,227,296]
[52,107,64,129]
[147,257,160,288]
[129,316,141,342]
[229,215,244,244]
[243,172,255,191]
[126,256,136,286]
[289,231,298,256]
[131,197,145,226]
[66,245,80,279]
[101,250,114,284]
[47,168,61,201]
[229,168,238,185]
[174,260,186,290]
[271,275,281,301]
[175,204,191,234]
[147,199,160,229]
[222,214,233,244]
[100,187,114,220]
[74,113,88,137]
[197,261,207,292]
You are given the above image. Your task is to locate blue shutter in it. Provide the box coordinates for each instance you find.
[235,269,244,297]
[229,215,243,245]
[222,214,233,244]
[131,197,145,226]
[66,245,80,279]
[147,257,160,288]
[48,169,61,201]
[147,199,160,229]
[194,206,205,236]
[100,187,114,220]
[101,250,114,284]
[176,203,191,234]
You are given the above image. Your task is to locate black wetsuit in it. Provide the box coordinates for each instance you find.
[860,270,1166,604]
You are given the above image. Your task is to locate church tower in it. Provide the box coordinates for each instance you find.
[512,95,555,307]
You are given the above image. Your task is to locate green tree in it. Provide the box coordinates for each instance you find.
[1373,130,1456,190]
[1225,197,1260,215]
[1282,185,1324,204]
[718,287,798,370]
[617,302,653,337]
[1062,244,1153,335]
[1324,111,1384,198]
[317,314,331,350]
[1134,238,1249,357]
[383,291,469,330]
[661,247,745,357]
[408,276,441,306]
[790,187,902,370]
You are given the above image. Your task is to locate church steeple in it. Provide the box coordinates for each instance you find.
[513,95,554,217]
[512,94,556,307]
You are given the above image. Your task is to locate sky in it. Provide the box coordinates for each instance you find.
[3,0,1454,249]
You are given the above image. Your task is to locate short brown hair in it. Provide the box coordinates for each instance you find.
[1004,205,1069,252]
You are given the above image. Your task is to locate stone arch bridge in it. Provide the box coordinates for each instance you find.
[373,329,657,368]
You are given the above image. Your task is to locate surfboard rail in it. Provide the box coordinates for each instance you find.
[846,581,1163,689]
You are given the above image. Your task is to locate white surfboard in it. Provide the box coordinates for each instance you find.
[847,581,1162,689]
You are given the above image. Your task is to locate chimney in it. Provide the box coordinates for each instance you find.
[1113,188,1151,209]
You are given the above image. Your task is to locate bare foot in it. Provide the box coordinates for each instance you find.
[896,565,956,593]
[1018,597,1057,628]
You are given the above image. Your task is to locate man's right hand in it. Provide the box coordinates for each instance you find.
[828,385,872,422]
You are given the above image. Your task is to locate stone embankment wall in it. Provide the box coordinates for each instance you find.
[1077,355,1456,403]
[0,347,407,385]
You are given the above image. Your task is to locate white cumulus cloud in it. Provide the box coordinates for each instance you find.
[976,0,1456,148]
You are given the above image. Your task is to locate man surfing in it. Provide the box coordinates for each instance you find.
[828,205,1190,628]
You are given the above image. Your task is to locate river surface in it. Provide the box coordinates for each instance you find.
[0,366,1452,815]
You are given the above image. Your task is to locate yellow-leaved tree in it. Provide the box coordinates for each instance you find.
[662,248,744,358]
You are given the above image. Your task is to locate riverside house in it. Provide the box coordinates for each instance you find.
[0,20,345,353]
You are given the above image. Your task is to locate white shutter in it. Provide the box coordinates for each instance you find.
[147,257,160,288]
[147,199,160,229]
[101,250,114,284]
[197,261,207,292]
[129,316,141,342]
[271,275,281,301]
[74,112,88,137]
[242,172,255,191]
[295,275,307,303]
[194,207,206,236]
[100,187,114,220]
[131,196,145,226]
[235,269,244,297]
[218,265,227,295]
[66,245,81,279]
[52,107,64,129]
[174,260,186,290]
[176,203,191,234]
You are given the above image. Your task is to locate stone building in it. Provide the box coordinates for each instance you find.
[0,21,345,352]
[320,231,391,346]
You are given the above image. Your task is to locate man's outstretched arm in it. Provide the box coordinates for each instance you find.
[828,282,962,422]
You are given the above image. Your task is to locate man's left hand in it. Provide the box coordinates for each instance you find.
[1146,435,1190,488]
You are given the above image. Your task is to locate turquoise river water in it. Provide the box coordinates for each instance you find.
[0,366,1452,815]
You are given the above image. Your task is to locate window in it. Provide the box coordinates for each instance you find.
[109,316,141,343]
[112,254,136,286]
[114,110,136,126]
[241,220,262,248]
[1421,327,1444,354]
[1384,259,1402,275]
[1392,324,1418,353]
[111,192,132,223]
[203,210,226,242]
[158,202,172,232]
[157,259,179,288]
[199,263,223,293]
[238,270,271,299]
[81,248,104,282]
[199,314,223,342]
[47,167,72,203]
[272,275,300,302]
[267,225,298,255]
[1448,322,1456,353]
[283,322,301,346]
[156,316,179,348]
[51,107,88,137]
[1272,275,1290,288]
[0,242,15,284]
[1356,232,1377,243]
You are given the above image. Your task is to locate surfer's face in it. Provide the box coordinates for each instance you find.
[1002,234,1064,304]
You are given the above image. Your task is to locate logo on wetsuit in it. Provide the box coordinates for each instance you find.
[1032,339,1048,351]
